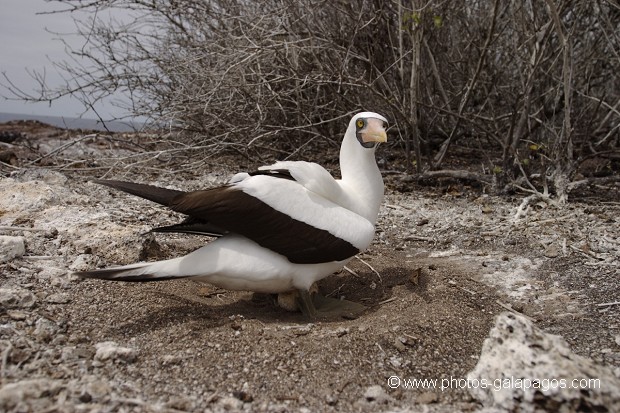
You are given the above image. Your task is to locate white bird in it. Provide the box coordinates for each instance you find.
[75,112,388,317]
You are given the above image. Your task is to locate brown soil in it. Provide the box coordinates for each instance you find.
[0,122,618,412]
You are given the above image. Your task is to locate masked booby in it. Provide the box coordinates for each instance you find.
[75,112,388,317]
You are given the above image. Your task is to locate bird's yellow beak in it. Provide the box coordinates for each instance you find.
[364,129,388,143]
[360,118,388,144]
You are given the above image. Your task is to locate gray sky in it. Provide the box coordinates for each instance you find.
[0,0,124,119]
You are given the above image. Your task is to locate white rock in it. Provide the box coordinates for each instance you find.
[467,312,620,413]
[0,179,58,213]
[33,318,59,342]
[84,379,112,400]
[0,287,36,309]
[11,169,68,186]
[0,236,25,262]
[94,341,137,363]
[162,354,183,365]
[47,292,71,304]
[363,385,390,403]
[216,396,244,411]
[36,266,67,280]
[69,254,101,272]
[0,378,63,411]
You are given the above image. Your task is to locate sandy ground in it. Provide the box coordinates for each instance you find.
[0,122,619,412]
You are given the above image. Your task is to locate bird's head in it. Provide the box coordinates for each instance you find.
[349,112,388,149]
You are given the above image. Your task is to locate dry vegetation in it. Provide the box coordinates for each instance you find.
[3,0,619,203]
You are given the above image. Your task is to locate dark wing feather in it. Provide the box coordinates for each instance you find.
[169,187,358,264]
[151,216,227,237]
[95,179,226,237]
[94,179,184,206]
[76,268,182,282]
[94,178,358,264]
[247,169,296,181]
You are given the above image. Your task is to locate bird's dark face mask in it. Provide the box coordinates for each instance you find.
[359,140,377,149]
[356,117,388,148]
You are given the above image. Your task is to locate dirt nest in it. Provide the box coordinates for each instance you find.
[0,123,619,412]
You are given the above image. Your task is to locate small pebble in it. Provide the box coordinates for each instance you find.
[216,396,244,410]
[33,318,58,342]
[0,236,25,263]
[334,327,349,337]
[410,268,421,285]
[364,385,389,403]
[233,390,254,403]
[0,288,36,309]
[7,310,27,320]
[0,379,62,411]
[84,379,111,400]
[162,354,183,365]
[166,396,195,411]
[69,254,100,272]
[94,341,137,363]
[325,394,338,406]
[47,293,71,304]
[393,337,407,352]
[544,245,560,258]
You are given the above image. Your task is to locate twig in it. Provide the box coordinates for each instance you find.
[326,284,345,298]
[385,203,412,210]
[355,256,382,282]
[480,231,501,237]
[21,256,55,260]
[568,244,599,259]
[458,287,476,296]
[0,226,49,232]
[1,341,12,377]
[495,300,536,322]
[568,175,620,191]
[513,192,558,221]
[596,301,620,308]
[114,398,147,407]
[417,169,493,184]
[26,134,98,166]
[377,297,397,306]
[404,235,434,242]
[583,261,616,267]
[431,0,501,169]
[342,266,359,277]
[533,215,575,225]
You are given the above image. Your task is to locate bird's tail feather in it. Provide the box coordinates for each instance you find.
[94,179,185,207]
[74,260,189,282]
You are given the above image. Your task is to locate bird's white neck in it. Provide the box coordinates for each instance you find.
[338,131,385,224]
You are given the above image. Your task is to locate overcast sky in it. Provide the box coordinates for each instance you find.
[0,0,124,119]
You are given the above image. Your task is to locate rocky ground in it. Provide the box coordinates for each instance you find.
[0,121,619,412]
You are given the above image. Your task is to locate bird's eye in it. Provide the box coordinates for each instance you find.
[356,119,365,128]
